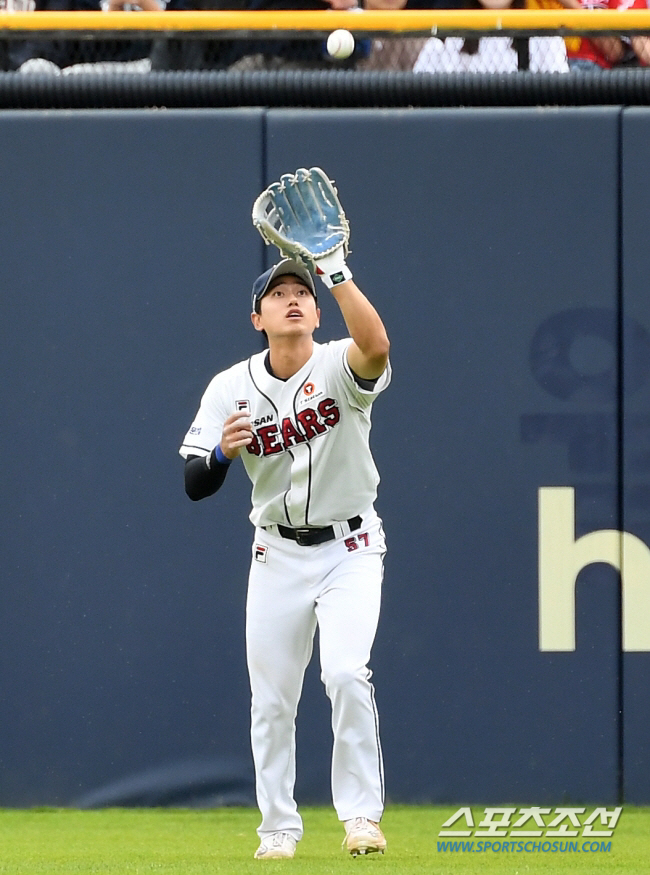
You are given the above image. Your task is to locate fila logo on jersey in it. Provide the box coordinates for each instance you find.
[254,544,268,563]
[246,398,341,457]
[236,400,251,413]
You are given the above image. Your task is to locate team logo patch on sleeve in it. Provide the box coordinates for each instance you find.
[254,545,268,563]
[236,400,251,413]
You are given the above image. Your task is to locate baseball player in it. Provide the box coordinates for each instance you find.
[180,171,390,859]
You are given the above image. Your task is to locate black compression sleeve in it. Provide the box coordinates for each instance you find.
[184,452,230,501]
[349,367,379,391]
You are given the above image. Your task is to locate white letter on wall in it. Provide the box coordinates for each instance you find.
[538,487,650,651]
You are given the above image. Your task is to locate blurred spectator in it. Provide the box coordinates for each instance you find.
[414,0,569,73]
[10,0,95,71]
[563,0,650,70]
[0,0,34,71]
[227,0,366,71]
[150,0,249,72]
[358,0,464,71]
[13,0,155,72]
[107,0,160,7]
[149,0,368,72]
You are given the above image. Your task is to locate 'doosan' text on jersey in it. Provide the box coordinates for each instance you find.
[179,338,391,528]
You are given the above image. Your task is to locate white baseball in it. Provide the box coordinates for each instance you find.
[327,29,355,60]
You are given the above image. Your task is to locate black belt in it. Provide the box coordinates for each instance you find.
[274,515,362,547]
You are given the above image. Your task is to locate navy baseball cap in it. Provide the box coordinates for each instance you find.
[251,259,317,313]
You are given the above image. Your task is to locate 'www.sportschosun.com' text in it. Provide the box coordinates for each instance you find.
[438,840,612,853]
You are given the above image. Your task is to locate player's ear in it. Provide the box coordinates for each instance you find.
[315,307,321,329]
[251,311,263,332]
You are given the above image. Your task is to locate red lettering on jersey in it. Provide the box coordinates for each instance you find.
[248,401,341,458]
[258,424,283,455]
[246,433,262,456]
[318,398,340,427]
[281,417,307,449]
[296,407,327,440]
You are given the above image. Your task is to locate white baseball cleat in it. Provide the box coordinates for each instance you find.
[254,832,297,860]
[343,817,387,857]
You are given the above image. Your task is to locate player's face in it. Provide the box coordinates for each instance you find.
[251,277,320,339]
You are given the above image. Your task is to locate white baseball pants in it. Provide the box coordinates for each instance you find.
[246,510,385,841]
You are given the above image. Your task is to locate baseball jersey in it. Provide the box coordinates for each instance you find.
[179,338,391,529]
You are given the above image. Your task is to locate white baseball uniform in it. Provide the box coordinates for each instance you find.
[180,336,391,841]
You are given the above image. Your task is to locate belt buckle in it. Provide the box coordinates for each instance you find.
[295,527,311,546]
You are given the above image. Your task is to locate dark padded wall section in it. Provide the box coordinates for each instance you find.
[0,106,632,806]
[0,109,264,805]
[621,107,650,805]
[267,108,622,804]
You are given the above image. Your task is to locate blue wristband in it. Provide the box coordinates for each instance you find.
[214,445,232,466]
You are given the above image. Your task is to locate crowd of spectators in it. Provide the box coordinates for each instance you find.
[1,0,650,74]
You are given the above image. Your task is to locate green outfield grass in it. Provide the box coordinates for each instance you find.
[0,804,647,875]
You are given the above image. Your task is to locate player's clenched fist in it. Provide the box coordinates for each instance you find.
[219,412,253,460]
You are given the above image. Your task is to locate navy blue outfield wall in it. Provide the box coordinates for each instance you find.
[0,106,648,807]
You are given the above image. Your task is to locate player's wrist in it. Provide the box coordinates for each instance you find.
[215,444,233,465]
[314,250,353,289]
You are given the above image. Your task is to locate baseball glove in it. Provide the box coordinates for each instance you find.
[252,167,352,288]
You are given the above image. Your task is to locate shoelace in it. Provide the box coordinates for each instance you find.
[271,832,292,848]
[342,818,378,848]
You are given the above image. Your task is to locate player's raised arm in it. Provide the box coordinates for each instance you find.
[251,166,389,381]
[328,279,390,380]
